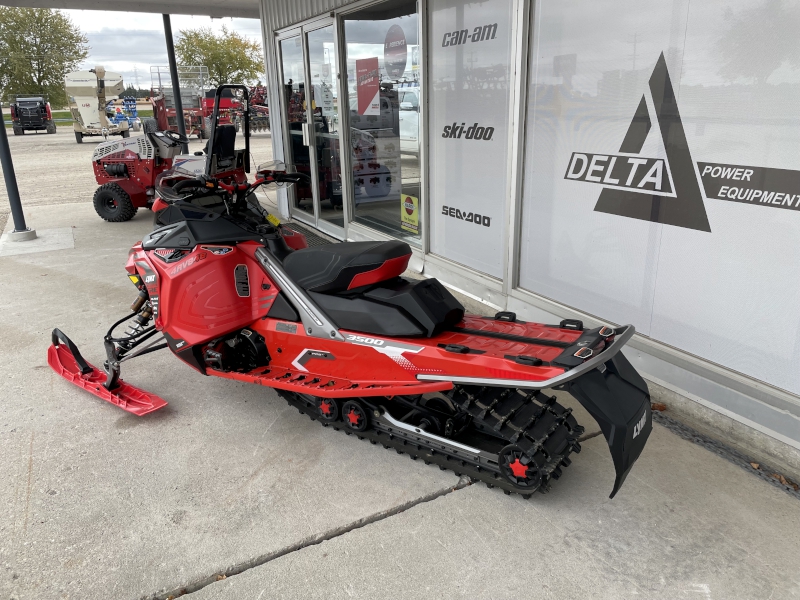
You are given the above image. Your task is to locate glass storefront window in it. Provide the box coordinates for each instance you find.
[343,0,422,245]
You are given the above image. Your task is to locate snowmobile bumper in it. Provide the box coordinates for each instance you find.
[418,325,651,497]
[47,329,168,416]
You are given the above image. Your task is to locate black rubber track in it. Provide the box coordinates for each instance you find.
[276,388,582,498]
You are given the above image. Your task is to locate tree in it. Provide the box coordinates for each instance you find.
[717,0,800,85]
[176,26,263,87]
[0,8,88,107]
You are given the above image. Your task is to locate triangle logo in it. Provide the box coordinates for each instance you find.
[565,53,711,232]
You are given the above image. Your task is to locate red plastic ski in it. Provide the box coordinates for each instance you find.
[47,332,167,416]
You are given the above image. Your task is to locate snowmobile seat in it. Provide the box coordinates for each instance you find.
[283,240,412,294]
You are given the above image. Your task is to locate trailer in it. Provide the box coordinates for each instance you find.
[65,66,130,143]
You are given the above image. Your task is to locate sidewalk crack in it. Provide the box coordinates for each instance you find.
[143,477,471,600]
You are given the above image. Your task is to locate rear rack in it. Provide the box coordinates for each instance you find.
[417,324,636,390]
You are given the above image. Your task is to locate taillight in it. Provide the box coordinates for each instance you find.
[46,103,52,120]
[9,105,16,119]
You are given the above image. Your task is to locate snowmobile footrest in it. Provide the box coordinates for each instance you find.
[47,329,167,416]
[211,365,453,398]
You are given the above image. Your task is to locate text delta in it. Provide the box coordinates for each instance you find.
[565,152,674,195]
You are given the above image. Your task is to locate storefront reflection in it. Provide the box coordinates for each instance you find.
[344,0,421,245]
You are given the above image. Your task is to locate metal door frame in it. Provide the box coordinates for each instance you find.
[304,17,348,240]
[275,20,347,239]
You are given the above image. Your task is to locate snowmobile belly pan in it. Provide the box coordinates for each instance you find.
[47,329,167,417]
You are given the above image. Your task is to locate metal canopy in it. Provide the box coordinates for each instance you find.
[0,0,259,18]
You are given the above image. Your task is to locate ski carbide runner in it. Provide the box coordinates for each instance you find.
[277,384,584,497]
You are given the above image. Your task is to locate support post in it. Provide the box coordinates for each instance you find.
[163,14,189,153]
[0,112,35,241]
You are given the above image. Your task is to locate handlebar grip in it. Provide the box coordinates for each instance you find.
[173,178,205,193]
[275,173,310,184]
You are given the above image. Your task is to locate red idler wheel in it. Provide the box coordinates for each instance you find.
[498,445,542,490]
[317,398,339,422]
[342,400,368,432]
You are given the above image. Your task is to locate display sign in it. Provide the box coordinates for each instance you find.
[520,1,800,396]
[400,194,419,233]
[355,57,380,116]
[384,24,408,78]
[429,0,514,278]
[317,83,334,116]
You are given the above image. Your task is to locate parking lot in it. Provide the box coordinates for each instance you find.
[1,127,800,599]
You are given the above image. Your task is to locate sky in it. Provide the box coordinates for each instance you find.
[61,10,263,89]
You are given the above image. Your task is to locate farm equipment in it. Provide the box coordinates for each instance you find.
[233,85,269,133]
[48,93,653,501]
[9,96,56,135]
[108,97,142,132]
[90,86,252,222]
[65,66,130,143]
[150,65,239,139]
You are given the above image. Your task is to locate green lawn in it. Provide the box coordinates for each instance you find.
[4,108,154,127]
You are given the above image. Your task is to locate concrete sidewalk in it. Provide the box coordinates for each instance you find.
[1,203,799,600]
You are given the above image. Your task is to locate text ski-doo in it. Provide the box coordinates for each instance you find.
[48,164,652,500]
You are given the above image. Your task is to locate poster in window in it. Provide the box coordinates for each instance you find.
[356,57,380,116]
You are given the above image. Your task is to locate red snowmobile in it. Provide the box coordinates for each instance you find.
[47,111,652,503]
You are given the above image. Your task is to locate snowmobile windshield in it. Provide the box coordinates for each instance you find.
[155,164,208,202]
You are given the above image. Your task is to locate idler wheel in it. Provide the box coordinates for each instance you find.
[498,445,542,490]
[342,400,368,432]
[317,398,339,422]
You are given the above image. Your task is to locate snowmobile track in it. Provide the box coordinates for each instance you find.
[277,384,584,498]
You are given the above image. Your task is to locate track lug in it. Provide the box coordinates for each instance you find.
[521,494,532,500]
[561,457,572,467]
[503,490,511,495]
[396,450,403,454]
[572,442,582,454]
[370,440,377,445]
[439,466,447,471]
[551,467,563,480]
[486,483,494,488]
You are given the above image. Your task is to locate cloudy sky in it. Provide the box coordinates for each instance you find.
[61,10,263,89]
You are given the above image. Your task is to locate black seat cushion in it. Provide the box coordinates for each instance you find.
[283,240,412,293]
[213,124,236,163]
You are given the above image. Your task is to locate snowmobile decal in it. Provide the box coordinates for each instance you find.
[292,349,336,372]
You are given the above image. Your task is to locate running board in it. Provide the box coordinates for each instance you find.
[210,365,453,398]
[47,329,167,416]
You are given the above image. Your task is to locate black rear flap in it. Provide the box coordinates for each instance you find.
[566,351,652,498]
